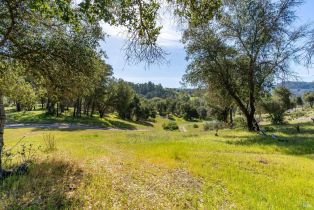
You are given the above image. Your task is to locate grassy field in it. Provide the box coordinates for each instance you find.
[1,112,314,209]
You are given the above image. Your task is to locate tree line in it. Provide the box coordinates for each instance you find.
[0,0,220,177]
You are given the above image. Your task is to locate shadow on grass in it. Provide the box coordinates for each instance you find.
[264,122,314,135]
[225,124,314,156]
[126,119,154,127]
[7,111,110,126]
[6,111,156,131]
[0,159,83,209]
[106,119,137,130]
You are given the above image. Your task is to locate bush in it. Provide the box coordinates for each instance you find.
[43,133,57,151]
[167,114,175,121]
[262,101,286,125]
[193,124,199,128]
[203,122,211,131]
[2,143,38,171]
[263,126,276,132]
[162,121,179,131]
[233,117,246,128]
[203,121,224,131]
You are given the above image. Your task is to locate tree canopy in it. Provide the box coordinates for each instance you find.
[183,0,308,131]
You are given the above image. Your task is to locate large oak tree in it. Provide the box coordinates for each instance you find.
[183,0,309,131]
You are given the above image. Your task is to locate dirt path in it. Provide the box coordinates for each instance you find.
[5,123,148,131]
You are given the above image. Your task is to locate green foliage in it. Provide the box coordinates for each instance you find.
[263,126,276,132]
[182,104,199,121]
[304,91,314,108]
[182,0,306,131]
[193,124,199,128]
[162,121,179,131]
[261,87,292,125]
[233,117,247,128]
[170,0,221,26]
[197,107,207,120]
[203,122,210,131]
[273,87,292,110]
[262,100,286,125]
[2,143,38,170]
[129,81,176,99]
[114,80,135,119]
[203,121,224,131]
[296,96,304,107]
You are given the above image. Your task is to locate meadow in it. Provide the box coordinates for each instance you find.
[1,111,313,209]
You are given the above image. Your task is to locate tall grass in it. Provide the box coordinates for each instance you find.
[42,133,57,151]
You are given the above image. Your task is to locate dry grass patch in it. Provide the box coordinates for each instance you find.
[78,148,203,209]
[0,158,83,209]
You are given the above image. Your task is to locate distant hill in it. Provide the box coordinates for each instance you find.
[279,81,314,95]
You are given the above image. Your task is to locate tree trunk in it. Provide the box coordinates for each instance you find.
[46,98,50,110]
[73,104,76,117]
[90,101,95,117]
[16,101,21,112]
[246,60,259,132]
[41,98,45,110]
[245,112,260,132]
[76,98,81,117]
[0,93,6,176]
[47,102,55,115]
[46,98,56,115]
[85,102,89,116]
[99,110,104,118]
[56,103,59,117]
[246,113,255,131]
[60,103,65,113]
[229,108,233,127]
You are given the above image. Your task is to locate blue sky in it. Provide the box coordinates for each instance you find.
[101,0,314,88]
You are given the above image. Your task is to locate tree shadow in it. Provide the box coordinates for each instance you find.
[128,119,154,127]
[6,114,155,131]
[225,132,314,156]
[107,119,137,130]
[0,159,83,209]
[264,122,314,135]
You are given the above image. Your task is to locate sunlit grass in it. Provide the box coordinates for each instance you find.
[1,116,314,209]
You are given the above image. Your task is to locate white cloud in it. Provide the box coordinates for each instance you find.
[100,12,183,48]
[157,18,183,48]
[101,22,128,39]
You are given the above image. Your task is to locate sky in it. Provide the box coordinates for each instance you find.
[101,0,314,88]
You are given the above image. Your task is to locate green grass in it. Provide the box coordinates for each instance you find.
[1,113,314,209]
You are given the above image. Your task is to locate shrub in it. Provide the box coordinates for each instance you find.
[233,117,246,128]
[203,122,210,131]
[167,114,175,121]
[162,121,179,131]
[262,101,286,125]
[263,126,276,132]
[193,124,199,128]
[2,143,39,173]
[43,133,57,151]
[203,121,224,131]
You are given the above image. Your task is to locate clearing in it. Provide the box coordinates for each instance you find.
[1,113,314,209]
